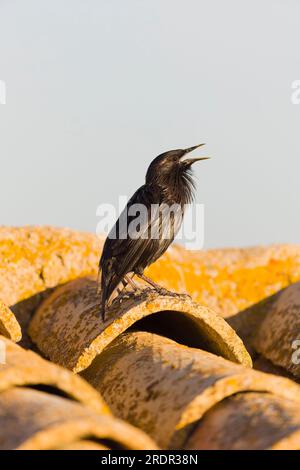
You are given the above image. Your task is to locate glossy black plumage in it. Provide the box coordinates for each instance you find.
[98,145,208,320]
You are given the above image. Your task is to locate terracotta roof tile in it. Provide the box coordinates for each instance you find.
[28,277,252,372]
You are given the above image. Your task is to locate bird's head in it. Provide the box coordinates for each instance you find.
[145,144,209,203]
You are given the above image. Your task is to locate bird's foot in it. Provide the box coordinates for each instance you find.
[117,286,146,301]
[155,288,191,299]
[152,287,168,296]
[154,287,175,296]
[134,287,146,296]
[119,291,131,299]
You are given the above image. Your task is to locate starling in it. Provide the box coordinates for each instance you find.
[98,144,209,320]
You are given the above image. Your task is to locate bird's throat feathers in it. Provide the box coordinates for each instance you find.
[148,165,196,206]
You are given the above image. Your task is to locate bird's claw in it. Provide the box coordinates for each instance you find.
[154,287,169,296]
[156,288,191,299]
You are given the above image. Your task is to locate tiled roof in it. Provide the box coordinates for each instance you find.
[0,226,300,449]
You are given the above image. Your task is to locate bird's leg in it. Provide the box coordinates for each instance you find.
[136,273,189,298]
[123,274,144,296]
[110,278,133,307]
[115,278,131,299]
[135,273,172,296]
[115,279,128,296]
[118,279,128,293]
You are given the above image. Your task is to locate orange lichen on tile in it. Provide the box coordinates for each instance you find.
[0,226,102,307]
[146,244,300,317]
[1,226,300,349]
[1,227,299,322]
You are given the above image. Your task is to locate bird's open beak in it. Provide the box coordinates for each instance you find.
[183,156,210,166]
[181,144,210,165]
[183,143,206,154]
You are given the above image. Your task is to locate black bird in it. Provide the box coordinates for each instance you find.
[98,144,209,320]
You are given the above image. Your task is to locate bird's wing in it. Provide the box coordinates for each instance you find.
[99,185,184,304]
[102,185,153,257]
[98,185,151,300]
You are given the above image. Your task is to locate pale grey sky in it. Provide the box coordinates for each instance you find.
[0,0,299,248]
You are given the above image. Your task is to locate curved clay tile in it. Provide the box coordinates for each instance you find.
[0,335,109,415]
[0,299,21,342]
[0,387,157,450]
[80,331,300,449]
[147,244,300,317]
[252,282,300,379]
[0,226,102,343]
[28,277,252,372]
[185,392,300,450]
